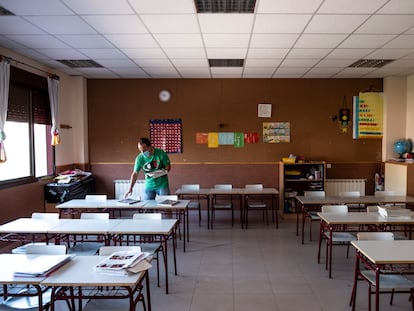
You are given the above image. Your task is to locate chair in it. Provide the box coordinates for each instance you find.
[1,244,68,311]
[317,205,356,274]
[85,194,107,201]
[339,191,362,211]
[31,213,59,220]
[212,184,234,227]
[68,213,109,255]
[180,184,202,226]
[244,184,268,229]
[375,190,396,197]
[350,232,414,311]
[303,191,325,241]
[122,213,165,288]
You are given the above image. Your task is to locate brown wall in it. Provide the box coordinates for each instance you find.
[87,78,383,197]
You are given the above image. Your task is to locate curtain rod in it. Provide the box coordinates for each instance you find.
[0,54,59,80]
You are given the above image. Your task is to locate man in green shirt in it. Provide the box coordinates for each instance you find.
[126,137,171,200]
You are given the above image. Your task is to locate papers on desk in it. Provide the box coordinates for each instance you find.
[146,169,168,179]
[157,199,180,207]
[117,198,141,205]
[94,251,150,275]
[14,254,73,277]
[377,206,412,219]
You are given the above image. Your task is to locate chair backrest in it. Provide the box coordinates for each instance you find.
[366,205,378,213]
[181,184,200,191]
[374,190,396,197]
[98,246,141,256]
[31,212,59,220]
[214,184,232,190]
[321,205,348,213]
[133,213,162,220]
[80,212,110,220]
[85,194,107,201]
[245,184,263,190]
[357,232,394,241]
[155,195,178,201]
[339,191,360,197]
[25,244,67,254]
[304,191,325,198]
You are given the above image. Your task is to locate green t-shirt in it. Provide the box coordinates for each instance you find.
[133,148,170,190]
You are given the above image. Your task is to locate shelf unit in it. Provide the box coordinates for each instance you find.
[279,161,326,213]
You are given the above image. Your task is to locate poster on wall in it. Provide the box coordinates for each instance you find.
[149,119,182,153]
[263,122,290,143]
[352,92,383,139]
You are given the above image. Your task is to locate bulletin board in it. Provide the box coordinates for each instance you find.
[150,119,182,153]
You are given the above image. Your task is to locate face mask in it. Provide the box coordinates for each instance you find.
[143,151,150,157]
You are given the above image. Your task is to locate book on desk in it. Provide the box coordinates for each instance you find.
[14,254,73,277]
[94,250,150,276]
[157,199,180,207]
[117,198,141,205]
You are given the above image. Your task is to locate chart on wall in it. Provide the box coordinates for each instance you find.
[196,132,258,148]
[150,119,182,153]
[352,92,383,139]
[263,122,290,143]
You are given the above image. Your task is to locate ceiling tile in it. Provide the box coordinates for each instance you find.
[206,48,247,58]
[247,48,289,58]
[280,59,320,67]
[141,14,199,34]
[0,16,45,35]
[171,59,208,67]
[62,0,134,14]
[176,67,211,75]
[142,67,180,77]
[108,67,148,76]
[243,67,275,77]
[198,14,254,33]
[154,34,203,48]
[274,67,310,75]
[211,67,243,75]
[82,15,148,34]
[245,59,282,67]
[76,67,119,78]
[14,48,51,60]
[122,48,166,59]
[56,35,114,49]
[366,48,414,59]
[325,48,374,59]
[356,15,414,34]
[253,14,312,33]
[384,59,414,67]
[25,16,97,35]
[95,59,138,67]
[250,34,299,48]
[0,0,73,15]
[78,48,126,59]
[295,34,347,48]
[257,0,323,13]
[6,35,70,49]
[104,34,158,48]
[287,48,332,58]
[316,59,355,67]
[305,15,369,33]
[378,0,414,14]
[318,0,388,13]
[128,0,195,14]
[134,58,172,67]
[306,67,343,75]
[203,34,250,48]
[0,35,27,49]
[338,34,396,48]
[163,48,206,59]
[383,35,414,48]
[337,67,376,75]
[34,48,88,59]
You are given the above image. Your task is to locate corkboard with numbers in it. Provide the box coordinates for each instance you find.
[149,119,182,153]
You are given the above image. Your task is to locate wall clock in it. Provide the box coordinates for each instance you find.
[159,90,171,102]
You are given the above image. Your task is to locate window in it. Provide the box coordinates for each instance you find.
[0,66,54,184]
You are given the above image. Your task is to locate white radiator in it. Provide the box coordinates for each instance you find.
[113,179,145,200]
[325,179,366,196]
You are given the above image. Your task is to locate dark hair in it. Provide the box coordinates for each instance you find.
[139,137,151,146]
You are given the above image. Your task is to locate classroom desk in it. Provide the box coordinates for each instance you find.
[56,199,190,252]
[41,255,150,311]
[0,254,49,311]
[296,195,414,244]
[317,211,414,278]
[350,240,414,311]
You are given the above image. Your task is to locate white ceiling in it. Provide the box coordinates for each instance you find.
[1,0,414,79]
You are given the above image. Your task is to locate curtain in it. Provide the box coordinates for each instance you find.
[0,57,10,163]
[47,76,60,146]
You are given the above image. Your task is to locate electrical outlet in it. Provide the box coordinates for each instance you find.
[327,163,331,168]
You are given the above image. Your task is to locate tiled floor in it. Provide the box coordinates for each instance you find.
[2,211,413,311]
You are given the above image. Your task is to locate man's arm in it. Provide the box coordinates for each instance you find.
[125,171,139,197]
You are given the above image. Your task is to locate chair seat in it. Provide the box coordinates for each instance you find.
[361,270,414,289]
[324,232,356,242]
[1,287,53,310]
[82,298,131,311]
[68,242,104,256]
[12,242,47,254]
[247,202,266,208]
[213,203,232,208]
[307,212,320,220]
[188,201,200,209]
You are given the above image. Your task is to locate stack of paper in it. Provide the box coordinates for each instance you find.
[94,251,150,275]
[377,206,411,219]
[146,169,168,179]
[157,199,180,207]
[14,254,73,277]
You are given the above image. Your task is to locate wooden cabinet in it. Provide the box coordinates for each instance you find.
[279,161,326,213]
